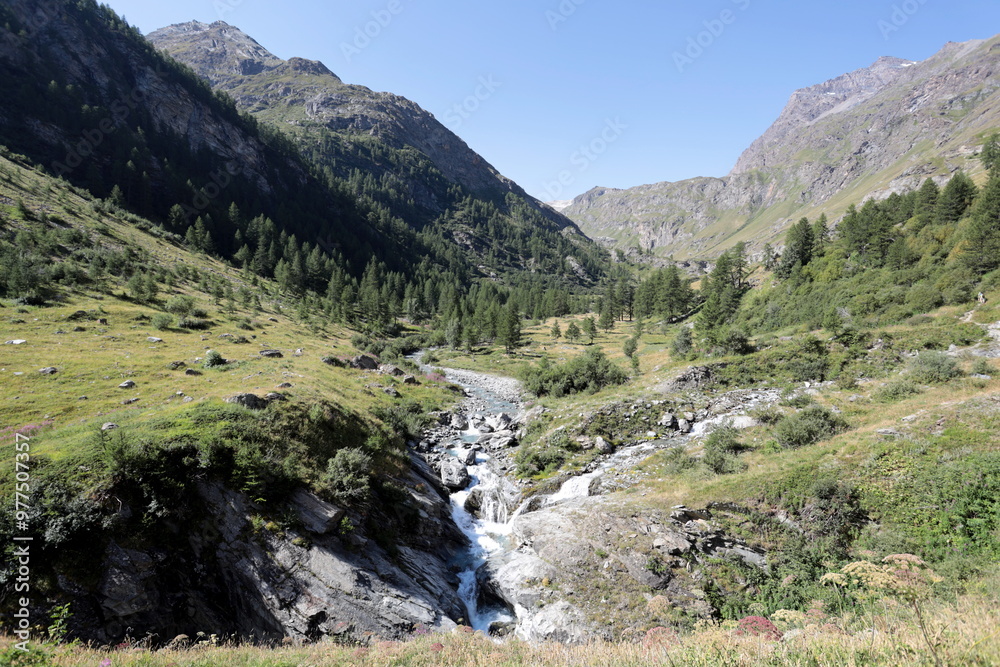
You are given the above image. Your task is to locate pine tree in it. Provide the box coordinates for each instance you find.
[963,173,1000,273]
[981,132,1000,174]
[776,218,814,279]
[598,305,615,332]
[497,304,522,354]
[935,171,978,225]
[550,321,562,340]
[582,316,598,344]
[565,321,581,343]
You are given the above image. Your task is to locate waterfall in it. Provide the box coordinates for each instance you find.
[409,352,521,635]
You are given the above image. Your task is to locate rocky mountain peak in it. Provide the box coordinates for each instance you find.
[562,35,1000,260]
[147,21,322,86]
[731,55,916,175]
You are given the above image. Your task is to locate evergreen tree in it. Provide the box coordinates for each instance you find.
[582,316,598,344]
[981,132,1000,174]
[935,171,978,225]
[565,321,582,343]
[963,173,1000,273]
[776,218,814,279]
[598,304,615,332]
[497,303,522,354]
[550,321,562,340]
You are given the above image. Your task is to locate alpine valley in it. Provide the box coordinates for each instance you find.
[0,2,998,666]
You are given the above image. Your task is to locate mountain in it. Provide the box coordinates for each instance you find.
[147,21,518,197]
[146,21,601,282]
[0,0,604,291]
[562,36,1000,260]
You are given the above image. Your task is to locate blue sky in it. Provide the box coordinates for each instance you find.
[105,0,1000,201]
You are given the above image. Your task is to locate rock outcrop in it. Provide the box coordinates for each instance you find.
[59,454,469,646]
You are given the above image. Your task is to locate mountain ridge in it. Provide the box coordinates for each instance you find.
[562,35,1000,260]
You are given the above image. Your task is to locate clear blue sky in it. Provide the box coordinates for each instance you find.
[104,0,1000,201]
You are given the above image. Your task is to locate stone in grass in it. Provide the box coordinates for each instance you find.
[277,382,293,389]
[226,393,268,410]
[122,397,139,405]
[184,368,202,376]
[259,349,284,358]
[119,380,136,389]
[102,423,119,431]
[38,367,58,375]
[147,337,163,343]
[167,361,187,370]
[384,386,401,398]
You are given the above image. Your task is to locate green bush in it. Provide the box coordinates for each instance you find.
[907,351,962,384]
[702,424,748,474]
[165,295,196,315]
[203,349,226,368]
[872,377,921,403]
[151,313,173,330]
[671,327,693,357]
[523,349,628,397]
[319,448,372,505]
[177,316,211,330]
[773,405,848,449]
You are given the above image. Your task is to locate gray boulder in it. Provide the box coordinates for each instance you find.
[440,459,470,491]
[226,393,268,410]
[350,355,378,370]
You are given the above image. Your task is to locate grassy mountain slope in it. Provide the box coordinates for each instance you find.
[564,36,1000,261]
[0,147,474,644]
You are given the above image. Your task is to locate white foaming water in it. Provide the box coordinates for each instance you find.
[449,454,516,634]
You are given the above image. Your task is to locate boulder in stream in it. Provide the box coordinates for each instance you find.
[440,459,470,491]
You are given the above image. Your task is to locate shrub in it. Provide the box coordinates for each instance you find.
[165,295,196,315]
[151,313,172,331]
[177,316,211,330]
[773,405,847,449]
[970,357,993,376]
[318,448,372,505]
[907,351,962,384]
[872,377,921,403]
[203,349,226,368]
[671,327,693,357]
[906,282,944,314]
[523,349,628,397]
[702,424,748,474]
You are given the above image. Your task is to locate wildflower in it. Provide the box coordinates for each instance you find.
[734,616,782,641]
[100,660,112,667]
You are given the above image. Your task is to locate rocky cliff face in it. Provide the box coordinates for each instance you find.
[0,0,285,194]
[63,455,469,645]
[563,36,1000,259]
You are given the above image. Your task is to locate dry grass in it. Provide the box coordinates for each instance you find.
[4,591,997,666]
